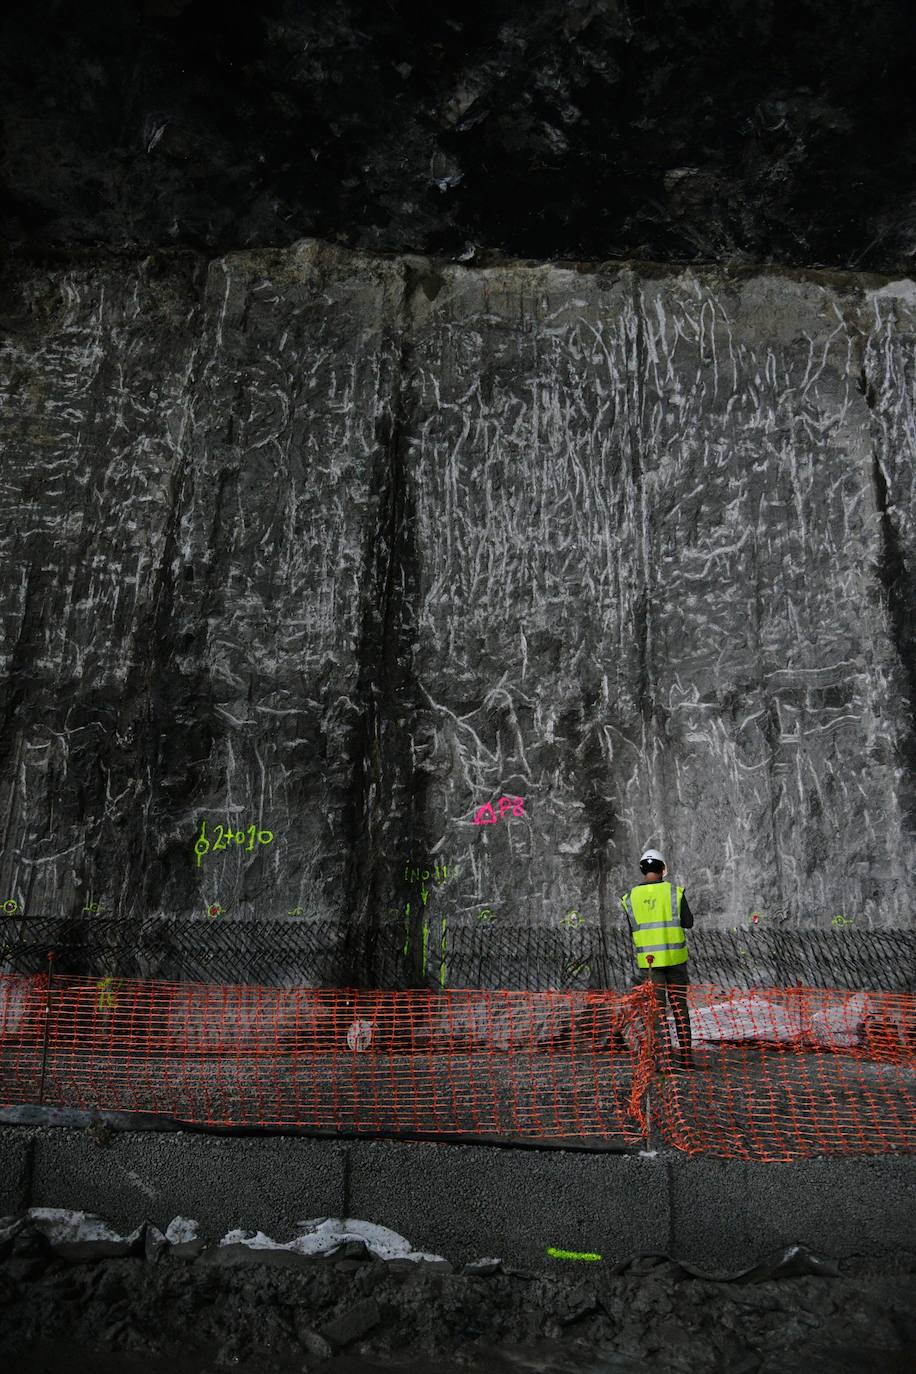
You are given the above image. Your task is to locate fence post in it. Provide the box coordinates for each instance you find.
[37,949,55,1106]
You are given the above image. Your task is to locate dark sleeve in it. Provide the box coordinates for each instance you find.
[680,892,694,929]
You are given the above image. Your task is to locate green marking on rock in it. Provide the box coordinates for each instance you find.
[439,916,447,988]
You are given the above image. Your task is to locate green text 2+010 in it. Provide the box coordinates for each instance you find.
[195,819,273,867]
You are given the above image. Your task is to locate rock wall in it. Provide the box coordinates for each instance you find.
[0,243,913,961]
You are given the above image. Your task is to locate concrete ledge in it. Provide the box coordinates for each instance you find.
[346,1137,667,1269]
[0,1129,32,1216]
[669,1154,916,1273]
[20,1128,348,1239]
[1,1123,915,1273]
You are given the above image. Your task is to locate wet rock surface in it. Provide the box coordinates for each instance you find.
[1,0,914,274]
[1,1232,915,1374]
[0,243,914,948]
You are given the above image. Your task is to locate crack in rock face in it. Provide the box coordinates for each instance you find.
[1,0,914,271]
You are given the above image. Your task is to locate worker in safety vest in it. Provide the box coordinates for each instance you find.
[620,849,695,1071]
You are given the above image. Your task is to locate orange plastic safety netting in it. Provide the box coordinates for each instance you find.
[0,974,650,1146]
[0,974,913,1158]
[645,983,916,1161]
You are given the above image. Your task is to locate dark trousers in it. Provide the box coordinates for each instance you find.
[641,964,692,1053]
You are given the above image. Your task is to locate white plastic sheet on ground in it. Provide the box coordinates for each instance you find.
[220,1217,447,1264]
[1,1209,446,1264]
[24,1208,135,1246]
[687,992,869,1048]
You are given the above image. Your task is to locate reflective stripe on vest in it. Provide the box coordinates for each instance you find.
[620,881,688,969]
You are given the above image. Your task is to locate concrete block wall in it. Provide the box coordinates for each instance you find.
[2,1125,914,1274]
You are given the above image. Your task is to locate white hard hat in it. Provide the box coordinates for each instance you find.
[639,849,666,867]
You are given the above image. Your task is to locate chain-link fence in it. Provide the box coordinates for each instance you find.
[1,915,912,993]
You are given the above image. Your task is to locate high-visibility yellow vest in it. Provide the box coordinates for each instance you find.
[620,881,688,969]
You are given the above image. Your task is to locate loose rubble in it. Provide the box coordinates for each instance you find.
[1,1211,914,1373]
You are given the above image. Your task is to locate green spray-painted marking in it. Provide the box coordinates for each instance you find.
[403,902,410,956]
[96,977,120,1013]
[546,1247,602,1262]
[422,920,429,974]
[439,916,447,988]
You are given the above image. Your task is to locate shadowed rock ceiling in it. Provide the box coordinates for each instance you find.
[1,0,914,270]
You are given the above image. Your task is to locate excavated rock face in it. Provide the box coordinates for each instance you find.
[0,242,914,951]
[1,0,914,271]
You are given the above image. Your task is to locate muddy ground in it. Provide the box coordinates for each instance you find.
[1,1222,915,1374]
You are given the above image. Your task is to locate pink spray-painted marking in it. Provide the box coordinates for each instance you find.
[473,796,525,825]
